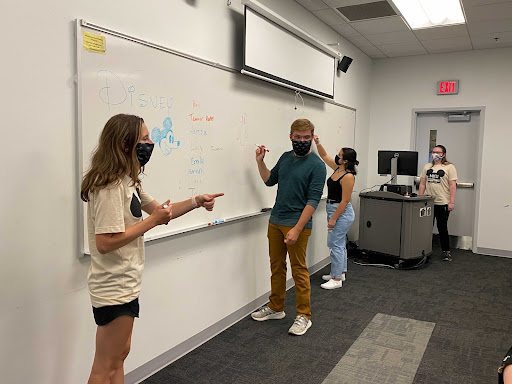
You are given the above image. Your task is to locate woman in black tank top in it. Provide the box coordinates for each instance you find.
[314,135,359,290]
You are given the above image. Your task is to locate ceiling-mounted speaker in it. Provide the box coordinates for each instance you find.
[338,56,353,73]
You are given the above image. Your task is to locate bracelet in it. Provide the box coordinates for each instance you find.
[191,196,198,208]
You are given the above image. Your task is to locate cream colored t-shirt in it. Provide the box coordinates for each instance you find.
[420,162,457,205]
[87,175,154,308]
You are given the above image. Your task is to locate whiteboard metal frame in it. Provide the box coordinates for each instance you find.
[75,20,86,258]
[75,19,356,257]
[77,19,353,110]
[80,20,236,74]
[144,211,270,242]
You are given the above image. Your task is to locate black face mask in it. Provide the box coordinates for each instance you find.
[335,155,342,165]
[136,143,154,167]
[292,140,312,157]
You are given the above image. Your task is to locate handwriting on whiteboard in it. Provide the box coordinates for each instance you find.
[189,113,215,122]
[237,113,248,146]
[97,70,173,112]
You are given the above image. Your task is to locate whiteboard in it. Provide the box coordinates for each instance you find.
[76,21,355,256]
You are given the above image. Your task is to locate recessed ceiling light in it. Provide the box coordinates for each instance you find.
[391,0,465,30]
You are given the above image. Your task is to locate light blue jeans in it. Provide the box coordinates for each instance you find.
[326,202,355,279]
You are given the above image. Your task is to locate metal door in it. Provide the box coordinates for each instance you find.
[415,111,479,246]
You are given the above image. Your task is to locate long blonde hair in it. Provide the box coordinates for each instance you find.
[81,114,143,202]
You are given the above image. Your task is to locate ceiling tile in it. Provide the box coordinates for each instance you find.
[313,8,348,24]
[461,0,512,7]
[345,34,374,47]
[358,45,386,56]
[365,30,419,45]
[472,30,512,42]
[323,0,380,7]
[369,53,388,58]
[330,23,361,36]
[467,18,512,35]
[350,16,410,35]
[471,31,512,48]
[376,41,428,57]
[294,0,512,56]
[422,36,473,53]
[464,2,512,22]
[295,0,330,11]
[413,24,470,41]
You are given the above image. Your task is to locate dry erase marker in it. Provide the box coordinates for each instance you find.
[255,144,269,152]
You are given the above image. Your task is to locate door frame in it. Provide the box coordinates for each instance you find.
[410,106,486,253]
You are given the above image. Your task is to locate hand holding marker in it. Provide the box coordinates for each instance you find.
[255,144,269,152]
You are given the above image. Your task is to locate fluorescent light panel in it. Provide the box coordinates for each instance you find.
[391,0,465,30]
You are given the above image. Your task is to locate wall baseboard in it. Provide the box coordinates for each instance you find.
[125,256,331,384]
[476,247,512,259]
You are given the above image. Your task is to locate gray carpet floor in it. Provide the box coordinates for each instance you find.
[142,247,512,384]
[321,313,435,384]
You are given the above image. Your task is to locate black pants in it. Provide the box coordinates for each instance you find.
[433,204,451,252]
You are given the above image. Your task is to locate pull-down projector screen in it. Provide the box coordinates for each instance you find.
[243,3,337,99]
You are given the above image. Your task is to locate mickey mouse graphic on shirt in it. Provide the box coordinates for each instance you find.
[130,191,144,237]
[426,168,446,184]
[130,193,142,218]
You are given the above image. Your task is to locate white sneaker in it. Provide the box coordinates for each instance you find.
[288,315,312,336]
[251,305,285,321]
[322,273,346,281]
[321,279,343,290]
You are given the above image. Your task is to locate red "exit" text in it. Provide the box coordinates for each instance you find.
[439,81,457,94]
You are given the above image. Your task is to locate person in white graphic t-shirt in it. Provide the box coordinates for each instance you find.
[418,145,457,261]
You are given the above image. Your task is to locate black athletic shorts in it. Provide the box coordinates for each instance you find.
[92,298,140,326]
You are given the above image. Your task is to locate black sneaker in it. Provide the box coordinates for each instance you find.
[442,251,452,261]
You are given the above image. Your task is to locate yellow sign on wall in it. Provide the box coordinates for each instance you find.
[83,31,105,54]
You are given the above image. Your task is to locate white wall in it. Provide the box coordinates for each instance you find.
[259,0,373,239]
[0,1,372,383]
[368,48,512,254]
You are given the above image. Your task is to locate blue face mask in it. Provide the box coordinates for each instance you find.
[136,143,154,167]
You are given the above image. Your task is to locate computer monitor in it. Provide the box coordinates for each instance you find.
[378,150,418,178]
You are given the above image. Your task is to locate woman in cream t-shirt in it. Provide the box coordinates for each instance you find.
[81,114,223,384]
[419,145,457,261]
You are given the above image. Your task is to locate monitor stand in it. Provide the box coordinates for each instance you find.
[390,156,398,184]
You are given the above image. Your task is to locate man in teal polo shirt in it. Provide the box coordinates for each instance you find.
[252,118,326,336]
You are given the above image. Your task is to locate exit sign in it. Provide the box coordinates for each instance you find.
[437,80,459,95]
